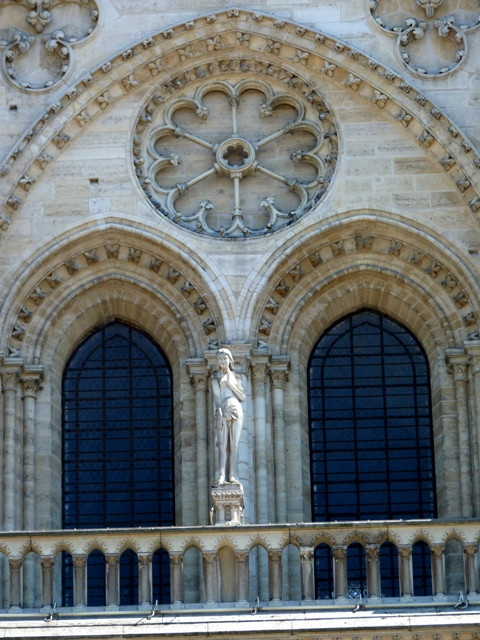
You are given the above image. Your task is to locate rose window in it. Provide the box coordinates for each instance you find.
[134,79,338,237]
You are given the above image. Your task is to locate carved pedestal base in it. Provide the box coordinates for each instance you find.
[211,482,244,526]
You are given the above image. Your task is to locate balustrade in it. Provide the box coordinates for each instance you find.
[0,520,478,611]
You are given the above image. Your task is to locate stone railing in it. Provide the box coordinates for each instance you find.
[0,519,479,612]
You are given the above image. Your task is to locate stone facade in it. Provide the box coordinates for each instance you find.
[0,0,480,637]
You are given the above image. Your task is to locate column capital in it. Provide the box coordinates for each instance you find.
[269,359,289,389]
[20,367,43,397]
[446,348,469,381]
[0,364,21,391]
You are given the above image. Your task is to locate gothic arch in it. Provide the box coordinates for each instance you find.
[0,221,234,362]
[250,212,480,356]
[0,8,478,235]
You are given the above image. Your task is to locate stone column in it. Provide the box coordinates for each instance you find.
[1,365,20,531]
[138,553,152,607]
[72,555,87,608]
[300,548,315,602]
[431,544,446,597]
[235,551,249,605]
[333,546,348,601]
[251,356,269,523]
[40,556,54,609]
[446,350,473,517]
[464,544,479,596]
[105,554,119,609]
[9,558,22,611]
[20,367,43,530]
[398,546,413,599]
[466,343,480,514]
[365,544,381,600]
[269,360,289,523]
[170,553,184,606]
[268,550,282,603]
[187,362,209,525]
[203,552,217,606]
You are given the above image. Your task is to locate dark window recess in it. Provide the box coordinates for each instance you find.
[309,310,436,599]
[62,322,174,606]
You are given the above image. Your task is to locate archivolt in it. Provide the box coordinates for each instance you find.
[0,8,478,234]
[0,224,224,362]
[251,214,480,357]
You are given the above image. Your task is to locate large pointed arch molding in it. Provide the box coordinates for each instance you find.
[251,213,480,356]
[0,7,478,234]
[0,222,226,362]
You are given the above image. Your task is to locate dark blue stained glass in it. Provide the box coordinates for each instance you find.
[309,310,436,599]
[62,322,173,607]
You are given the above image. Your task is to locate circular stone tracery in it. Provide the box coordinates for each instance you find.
[134,78,338,238]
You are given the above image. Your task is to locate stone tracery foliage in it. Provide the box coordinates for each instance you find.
[0,0,98,90]
[368,0,480,77]
[135,79,338,237]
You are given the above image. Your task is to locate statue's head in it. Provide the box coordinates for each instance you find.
[217,347,234,371]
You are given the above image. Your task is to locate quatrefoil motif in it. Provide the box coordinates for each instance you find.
[368,0,480,77]
[135,79,338,238]
[0,0,98,90]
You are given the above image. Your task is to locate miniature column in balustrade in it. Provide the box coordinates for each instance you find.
[464,544,479,596]
[170,553,184,605]
[72,555,87,608]
[398,546,413,599]
[446,350,473,517]
[465,341,480,515]
[235,551,249,605]
[203,552,217,605]
[138,553,152,606]
[187,362,209,524]
[268,550,282,602]
[105,554,119,608]
[431,544,446,597]
[365,544,381,600]
[300,548,315,601]
[333,545,348,601]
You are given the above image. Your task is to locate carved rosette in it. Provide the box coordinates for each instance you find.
[134,78,338,237]
[368,0,480,77]
[0,0,99,91]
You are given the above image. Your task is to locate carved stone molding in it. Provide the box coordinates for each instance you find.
[0,9,479,235]
[0,0,99,91]
[134,78,337,238]
[256,231,476,348]
[6,242,218,358]
[368,0,480,77]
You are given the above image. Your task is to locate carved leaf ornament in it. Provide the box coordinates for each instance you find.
[368,0,480,77]
[135,79,338,237]
[0,0,99,90]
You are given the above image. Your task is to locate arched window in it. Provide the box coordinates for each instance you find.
[62,322,174,605]
[309,310,436,597]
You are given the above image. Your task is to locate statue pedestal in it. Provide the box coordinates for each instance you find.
[211,482,244,525]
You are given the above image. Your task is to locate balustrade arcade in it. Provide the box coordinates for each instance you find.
[0,520,478,611]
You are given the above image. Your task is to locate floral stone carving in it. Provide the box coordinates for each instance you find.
[135,78,338,237]
[368,0,480,77]
[0,0,98,91]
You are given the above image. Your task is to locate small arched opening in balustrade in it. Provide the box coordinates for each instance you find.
[249,544,269,603]
[282,544,301,601]
[347,542,367,599]
[309,310,436,599]
[0,553,10,609]
[314,543,334,600]
[57,550,73,607]
[152,548,171,605]
[412,540,432,597]
[87,550,106,607]
[183,546,203,604]
[120,549,138,606]
[379,541,400,598]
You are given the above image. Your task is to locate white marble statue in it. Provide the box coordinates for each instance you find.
[211,348,245,485]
